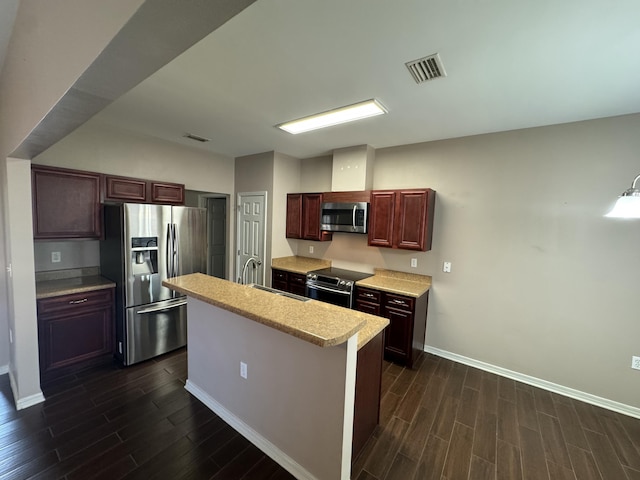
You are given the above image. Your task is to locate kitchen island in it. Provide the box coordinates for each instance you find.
[163,273,388,480]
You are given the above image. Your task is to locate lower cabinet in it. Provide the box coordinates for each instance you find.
[355,286,429,368]
[37,288,115,383]
[271,268,307,296]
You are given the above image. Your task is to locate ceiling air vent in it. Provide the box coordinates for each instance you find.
[405,53,446,84]
[183,133,210,143]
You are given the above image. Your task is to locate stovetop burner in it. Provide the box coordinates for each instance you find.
[309,267,372,283]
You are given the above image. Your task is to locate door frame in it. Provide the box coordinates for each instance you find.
[236,191,268,285]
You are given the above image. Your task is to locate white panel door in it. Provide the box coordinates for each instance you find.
[236,192,266,285]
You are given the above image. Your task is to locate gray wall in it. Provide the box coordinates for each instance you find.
[298,113,640,409]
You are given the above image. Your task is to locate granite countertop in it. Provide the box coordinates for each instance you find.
[271,256,331,274]
[36,275,116,299]
[356,268,432,298]
[163,273,388,350]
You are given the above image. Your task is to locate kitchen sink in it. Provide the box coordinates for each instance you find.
[247,284,310,302]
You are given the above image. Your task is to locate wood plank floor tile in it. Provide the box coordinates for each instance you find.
[2,348,640,480]
[516,389,540,432]
[474,409,497,463]
[497,398,519,446]
[566,444,602,480]
[554,402,589,450]
[538,412,572,469]
[497,439,523,480]
[413,434,448,480]
[442,421,474,479]
[470,455,497,480]
[584,429,628,479]
[519,426,549,480]
[384,452,417,480]
[498,376,517,403]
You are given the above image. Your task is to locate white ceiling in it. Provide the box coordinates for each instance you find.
[82,0,640,159]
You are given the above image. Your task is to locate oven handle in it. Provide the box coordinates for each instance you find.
[306,283,351,296]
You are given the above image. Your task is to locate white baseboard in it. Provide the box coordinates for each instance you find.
[0,364,8,375]
[185,380,319,480]
[8,370,45,411]
[425,346,640,419]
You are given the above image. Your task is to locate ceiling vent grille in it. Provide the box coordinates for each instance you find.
[405,53,446,84]
[183,133,210,143]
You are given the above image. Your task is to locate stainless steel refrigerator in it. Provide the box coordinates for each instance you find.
[100,203,206,365]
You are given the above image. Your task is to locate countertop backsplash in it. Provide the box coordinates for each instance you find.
[34,240,100,272]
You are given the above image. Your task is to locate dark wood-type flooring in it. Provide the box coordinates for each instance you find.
[1,349,639,479]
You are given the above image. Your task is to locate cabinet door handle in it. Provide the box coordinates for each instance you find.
[390,299,407,306]
[363,293,375,298]
[69,298,88,304]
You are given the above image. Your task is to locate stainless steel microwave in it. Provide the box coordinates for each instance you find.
[320,202,368,234]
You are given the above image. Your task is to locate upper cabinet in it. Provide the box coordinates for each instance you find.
[32,166,101,240]
[104,174,184,205]
[32,166,186,240]
[286,193,332,242]
[368,188,436,251]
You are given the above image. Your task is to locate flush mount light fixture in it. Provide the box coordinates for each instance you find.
[276,99,387,134]
[605,173,640,218]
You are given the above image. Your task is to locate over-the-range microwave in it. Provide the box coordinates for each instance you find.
[320,202,368,234]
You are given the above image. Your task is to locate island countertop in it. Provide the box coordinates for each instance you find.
[163,273,388,349]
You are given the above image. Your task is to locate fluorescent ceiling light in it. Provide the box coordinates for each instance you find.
[277,99,387,134]
[605,173,640,218]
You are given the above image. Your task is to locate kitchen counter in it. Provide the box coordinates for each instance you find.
[35,274,116,299]
[356,268,432,298]
[163,273,388,349]
[271,255,331,274]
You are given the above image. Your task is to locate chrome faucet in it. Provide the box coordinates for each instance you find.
[239,257,263,284]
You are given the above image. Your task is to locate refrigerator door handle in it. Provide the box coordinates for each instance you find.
[173,223,179,277]
[166,223,173,278]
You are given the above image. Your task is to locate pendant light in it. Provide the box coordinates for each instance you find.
[605,173,640,218]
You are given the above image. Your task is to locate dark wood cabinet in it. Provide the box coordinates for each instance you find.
[104,174,184,205]
[150,181,184,204]
[285,193,332,241]
[285,194,303,238]
[104,175,147,202]
[271,268,307,295]
[37,288,115,383]
[355,286,429,368]
[368,188,436,251]
[32,166,101,239]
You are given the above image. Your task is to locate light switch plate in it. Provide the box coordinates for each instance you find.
[443,261,452,273]
[410,258,418,268]
[51,252,61,263]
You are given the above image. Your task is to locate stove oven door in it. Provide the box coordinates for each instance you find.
[305,283,353,309]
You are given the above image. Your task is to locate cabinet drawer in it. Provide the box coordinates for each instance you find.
[272,270,288,282]
[383,293,414,311]
[38,288,114,315]
[355,300,381,317]
[356,287,381,304]
[289,273,306,286]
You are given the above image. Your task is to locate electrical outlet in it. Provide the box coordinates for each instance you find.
[240,361,248,379]
[443,261,452,273]
[309,246,314,254]
[410,258,418,268]
[51,251,61,263]
[632,356,640,370]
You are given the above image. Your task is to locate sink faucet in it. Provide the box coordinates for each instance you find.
[239,257,263,284]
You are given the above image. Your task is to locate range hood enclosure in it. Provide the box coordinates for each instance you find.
[331,145,374,192]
